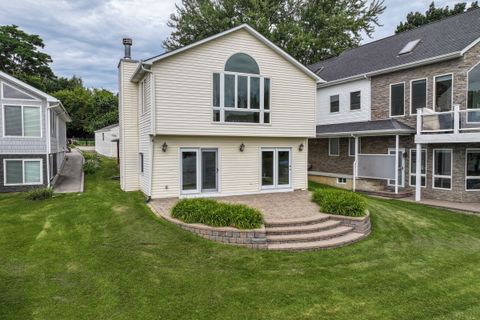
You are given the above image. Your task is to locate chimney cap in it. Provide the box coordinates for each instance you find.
[123,38,132,45]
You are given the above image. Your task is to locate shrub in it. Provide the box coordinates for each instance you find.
[171,198,263,229]
[83,152,101,174]
[312,188,367,217]
[25,187,53,200]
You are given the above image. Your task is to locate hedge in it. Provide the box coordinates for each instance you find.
[312,188,367,217]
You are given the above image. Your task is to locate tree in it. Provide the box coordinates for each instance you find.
[163,0,385,65]
[0,25,54,79]
[395,1,479,33]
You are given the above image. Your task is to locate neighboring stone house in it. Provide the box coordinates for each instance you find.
[118,24,321,199]
[0,71,71,192]
[95,124,119,158]
[308,9,480,202]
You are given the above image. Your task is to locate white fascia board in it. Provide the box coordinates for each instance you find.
[460,36,480,55]
[48,102,72,122]
[135,24,323,83]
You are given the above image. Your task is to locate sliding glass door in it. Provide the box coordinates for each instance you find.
[261,148,291,189]
[181,148,218,194]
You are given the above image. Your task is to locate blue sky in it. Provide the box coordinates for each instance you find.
[0,0,475,91]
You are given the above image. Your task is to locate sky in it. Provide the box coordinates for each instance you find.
[0,0,475,91]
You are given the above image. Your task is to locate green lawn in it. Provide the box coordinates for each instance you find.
[1,158,480,320]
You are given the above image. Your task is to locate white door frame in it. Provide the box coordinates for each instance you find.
[180,148,219,195]
[260,147,292,190]
[388,147,405,187]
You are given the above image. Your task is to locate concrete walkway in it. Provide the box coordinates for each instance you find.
[76,146,95,152]
[53,149,84,193]
[403,197,480,214]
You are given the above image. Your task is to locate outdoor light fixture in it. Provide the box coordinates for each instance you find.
[299,143,304,151]
[239,143,245,152]
[162,142,168,152]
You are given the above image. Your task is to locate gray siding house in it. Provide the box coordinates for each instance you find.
[308,9,480,203]
[0,71,71,192]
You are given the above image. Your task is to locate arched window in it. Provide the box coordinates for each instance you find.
[212,53,270,124]
[224,53,260,74]
[468,63,480,122]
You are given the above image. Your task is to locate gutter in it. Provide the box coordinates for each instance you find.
[317,51,463,88]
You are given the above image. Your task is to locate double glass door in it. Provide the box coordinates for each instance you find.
[181,149,218,194]
[261,148,291,189]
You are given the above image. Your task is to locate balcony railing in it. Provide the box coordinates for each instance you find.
[417,105,480,134]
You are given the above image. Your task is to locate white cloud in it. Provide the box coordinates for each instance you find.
[0,0,476,90]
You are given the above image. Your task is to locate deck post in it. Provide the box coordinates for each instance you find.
[395,134,399,194]
[353,136,359,192]
[453,104,460,134]
[415,143,422,201]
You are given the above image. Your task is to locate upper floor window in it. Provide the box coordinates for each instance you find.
[468,64,480,120]
[330,95,339,113]
[212,53,269,124]
[139,76,150,115]
[390,83,405,117]
[3,105,41,137]
[410,79,427,115]
[2,83,36,100]
[434,74,452,112]
[350,91,361,110]
[50,109,57,138]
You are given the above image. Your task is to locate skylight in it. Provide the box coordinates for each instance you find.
[398,39,421,55]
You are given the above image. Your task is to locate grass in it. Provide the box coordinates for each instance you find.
[1,158,480,319]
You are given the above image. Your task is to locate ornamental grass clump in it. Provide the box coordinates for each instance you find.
[312,188,367,217]
[83,153,101,174]
[171,198,263,229]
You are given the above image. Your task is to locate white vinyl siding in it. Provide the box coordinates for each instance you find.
[151,136,307,199]
[151,28,316,138]
[4,159,42,186]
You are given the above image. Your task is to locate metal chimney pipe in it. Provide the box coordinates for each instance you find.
[123,38,132,59]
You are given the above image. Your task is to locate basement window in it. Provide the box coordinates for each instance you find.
[398,39,420,55]
[337,177,347,184]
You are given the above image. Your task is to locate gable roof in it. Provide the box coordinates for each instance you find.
[309,8,480,84]
[95,123,119,133]
[0,71,71,122]
[131,24,324,83]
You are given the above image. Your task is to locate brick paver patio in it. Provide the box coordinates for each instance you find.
[149,190,325,221]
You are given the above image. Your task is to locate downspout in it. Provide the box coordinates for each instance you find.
[46,105,52,187]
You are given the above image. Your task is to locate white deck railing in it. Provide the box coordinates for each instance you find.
[417,105,480,135]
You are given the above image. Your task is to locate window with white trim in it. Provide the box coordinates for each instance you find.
[433,149,452,189]
[434,74,453,112]
[350,91,361,110]
[410,149,426,187]
[390,83,405,116]
[348,137,361,157]
[139,78,146,114]
[330,95,339,113]
[337,177,347,184]
[329,138,339,156]
[466,150,480,191]
[3,105,41,137]
[212,53,270,124]
[4,159,42,185]
[467,64,480,122]
[50,109,57,138]
[411,79,427,114]
[139,153,144,173]
[2,83,36,100]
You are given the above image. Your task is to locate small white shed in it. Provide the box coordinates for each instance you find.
[94,124,119,158]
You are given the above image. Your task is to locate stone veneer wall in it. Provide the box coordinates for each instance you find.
[370,41,480,127]
[152,207,268,249]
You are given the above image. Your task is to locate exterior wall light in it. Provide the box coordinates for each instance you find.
[299,143,304,151]
[162,142,168,152]
[239,143,245,152]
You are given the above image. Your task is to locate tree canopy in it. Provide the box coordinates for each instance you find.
[395,1,479,34]
[163,0,385,65]
[0,25,118,138]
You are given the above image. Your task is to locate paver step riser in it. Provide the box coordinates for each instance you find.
[267,231,370,251]
[267,229,353,244]
[264,217,330,228]
[266,223,342,235]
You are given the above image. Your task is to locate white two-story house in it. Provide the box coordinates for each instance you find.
[118,24,321,199]
[0,71,71,192]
